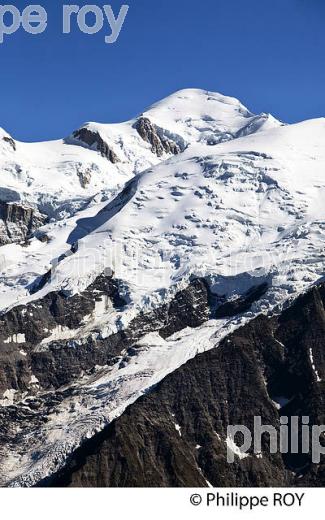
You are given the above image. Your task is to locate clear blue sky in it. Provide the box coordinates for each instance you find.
[1,0,325,141]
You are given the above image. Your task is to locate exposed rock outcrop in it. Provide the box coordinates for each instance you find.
[134,117,183,157]
[0,201,48,246]
[0,276,210,398]
[1,262,324,488]
[215,282,269,318]
[76,166,92,188]
[2,136,16,151]
[0,274,215,486]
[72,128,120,163]
[0,273,126,394]
[42,283,325,488]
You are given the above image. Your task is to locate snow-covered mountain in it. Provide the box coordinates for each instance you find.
[0,89,280,223]
[0,89,283,310]
[0,89,324,487]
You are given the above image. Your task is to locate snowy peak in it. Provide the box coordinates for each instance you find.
[141,88,283,144]
[0,88,281,226]
[65,88,283,167]
[1,89,325,488]
[27,116,325,314]
[145,88,254,121]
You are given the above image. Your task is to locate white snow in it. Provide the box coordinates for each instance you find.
[3,112,324,321]
[3,318,240,486]
[174,423,182,437]
[1,88,325,486]
[40,325,79,345]
[198,467,214,488]
[309,348,322,382]
[144,88,282,145]
[3,334,25,344]
[272,397,291,410]
[0,389,17,407]
[0,89,284,311]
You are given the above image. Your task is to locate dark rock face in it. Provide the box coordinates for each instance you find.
[0,273,216,486]
[2,136,16,151]
[72,128,120,163]
[118,278,211,349]
[41,340,288,488]
[134,117,182,157]
[215,282,269,318]
[0,274,126,395]
[1,263,324,488]
[159,278,211,338]
[0,201,48,246]
[76,166,92,188]
[0,276,211,399]
[43,284,325,488]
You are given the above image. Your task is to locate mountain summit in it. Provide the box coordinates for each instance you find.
[0,89,324,487]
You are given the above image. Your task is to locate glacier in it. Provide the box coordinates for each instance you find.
[0,88,325,486]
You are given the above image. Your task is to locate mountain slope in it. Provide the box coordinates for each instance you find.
[0,89,279,230]
[43,282,325,488]
[0,89,324,487]
[4,116,324,314]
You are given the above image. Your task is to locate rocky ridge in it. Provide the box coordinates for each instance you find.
[42,282,325,487]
